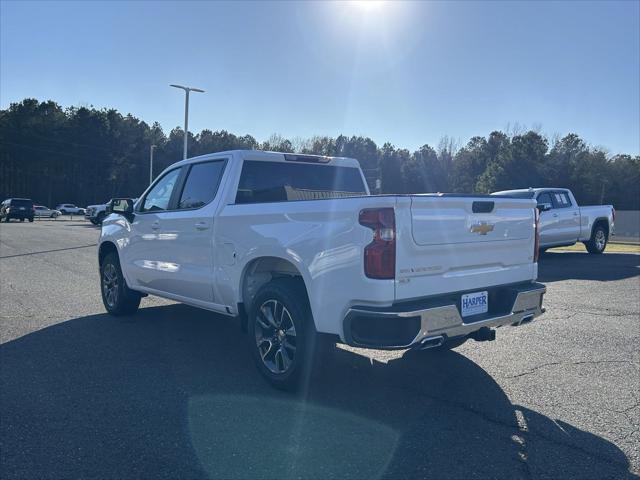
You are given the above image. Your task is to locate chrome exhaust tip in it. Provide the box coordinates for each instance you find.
[419,335,445,350]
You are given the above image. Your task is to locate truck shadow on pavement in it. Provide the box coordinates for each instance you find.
[538,252,639,283]
[1,304,637,479]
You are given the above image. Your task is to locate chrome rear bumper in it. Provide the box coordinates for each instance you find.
[343,282,546,350]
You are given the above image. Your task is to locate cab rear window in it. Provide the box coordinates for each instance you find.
[236,161,366,204]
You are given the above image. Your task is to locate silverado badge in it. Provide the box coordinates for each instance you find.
[470,222,495,235]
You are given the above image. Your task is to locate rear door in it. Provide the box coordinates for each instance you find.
[158,159,227,303]
[551,191,580,243]
[395,195,536,301]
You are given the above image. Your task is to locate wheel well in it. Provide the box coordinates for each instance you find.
[240,257,309,318]
[592,219,609,238]
[98,241,118,266]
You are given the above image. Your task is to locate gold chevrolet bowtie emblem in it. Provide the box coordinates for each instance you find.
[470,222,495,235]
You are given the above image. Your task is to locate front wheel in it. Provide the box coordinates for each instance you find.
[585,224,608,254]
[100,252,141,316]
[28,217,34,222]
[248,278,316,391]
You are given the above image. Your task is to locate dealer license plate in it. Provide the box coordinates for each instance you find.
[461,291,488,317]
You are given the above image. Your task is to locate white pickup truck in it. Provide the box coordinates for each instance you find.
[492,188,615,254]
[85,202,109,225]
[98,150,546,389]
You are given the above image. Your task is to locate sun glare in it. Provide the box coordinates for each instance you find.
[351,0,386,12]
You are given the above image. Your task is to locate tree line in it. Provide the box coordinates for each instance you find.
[1,98,638,209]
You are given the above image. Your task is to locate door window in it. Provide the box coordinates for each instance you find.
[177,161,226,210]
[141,168,181,212]
[537,192,553,208]
[552,192,572,208]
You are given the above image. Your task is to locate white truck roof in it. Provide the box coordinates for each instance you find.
[170,150,362,170]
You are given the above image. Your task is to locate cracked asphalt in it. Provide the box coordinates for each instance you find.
[1,220,639,479]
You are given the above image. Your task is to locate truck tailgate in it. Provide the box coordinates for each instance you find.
[395,195,537,301]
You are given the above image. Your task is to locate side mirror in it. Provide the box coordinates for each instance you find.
[537,202,552,212]
[110,198,134,217]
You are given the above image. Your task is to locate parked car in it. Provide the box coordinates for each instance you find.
[34,205,61,218]
[492,188,614,254]
[55,204,85,215]
[1,198,35,222]
[85,202,109,225]
[98,150,546,390]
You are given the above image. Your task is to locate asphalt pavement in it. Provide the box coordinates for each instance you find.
[1,219,639,479]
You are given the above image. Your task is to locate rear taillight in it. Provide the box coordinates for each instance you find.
[359,208,396,279]
[533,207,540,263]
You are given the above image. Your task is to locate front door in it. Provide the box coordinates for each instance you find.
[536,192,559,246]
[124,167,183,293]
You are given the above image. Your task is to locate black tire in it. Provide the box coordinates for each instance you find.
[28,217,34,223]
[248,278,316,391]
[100,252,141,316]
[60,210,67,215]
[90,219,98,225]
[585,223,608,254]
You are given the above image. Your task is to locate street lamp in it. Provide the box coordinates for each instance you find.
[170,84,205,159]
[149,144,156,185]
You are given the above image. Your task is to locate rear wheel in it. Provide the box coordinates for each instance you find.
[248,278,316,391]
[585,224,608,254]
[28,217,34,223]
[100,252,141,316]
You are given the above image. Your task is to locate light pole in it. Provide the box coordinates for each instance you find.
[149,144,156,185]
[170,84,205,159]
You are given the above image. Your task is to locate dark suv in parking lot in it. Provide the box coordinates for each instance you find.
[1,198,35,222]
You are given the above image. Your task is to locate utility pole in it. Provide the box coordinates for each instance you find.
[149,144,156,185]
[169,84,205,159]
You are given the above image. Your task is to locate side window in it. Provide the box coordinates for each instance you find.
[177,161,226,210]
[141,168,181,212]
[537,192,553,208]
[552,192,572,208]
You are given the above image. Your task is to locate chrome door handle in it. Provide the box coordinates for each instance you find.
[195,222,209,231]
[151,221,160,230]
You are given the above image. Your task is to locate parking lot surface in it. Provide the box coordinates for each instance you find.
[1,220,639,479]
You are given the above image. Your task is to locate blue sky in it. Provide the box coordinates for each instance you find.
[1,1,639,155]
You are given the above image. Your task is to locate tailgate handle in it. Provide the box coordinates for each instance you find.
[472,201,495,213]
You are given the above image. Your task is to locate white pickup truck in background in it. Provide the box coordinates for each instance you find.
[85,201,109,225]
[98,150,546,390]
[492,188,615,254]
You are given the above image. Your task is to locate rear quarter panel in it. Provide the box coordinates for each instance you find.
[578,205,614,241]
[215,197,397,338]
